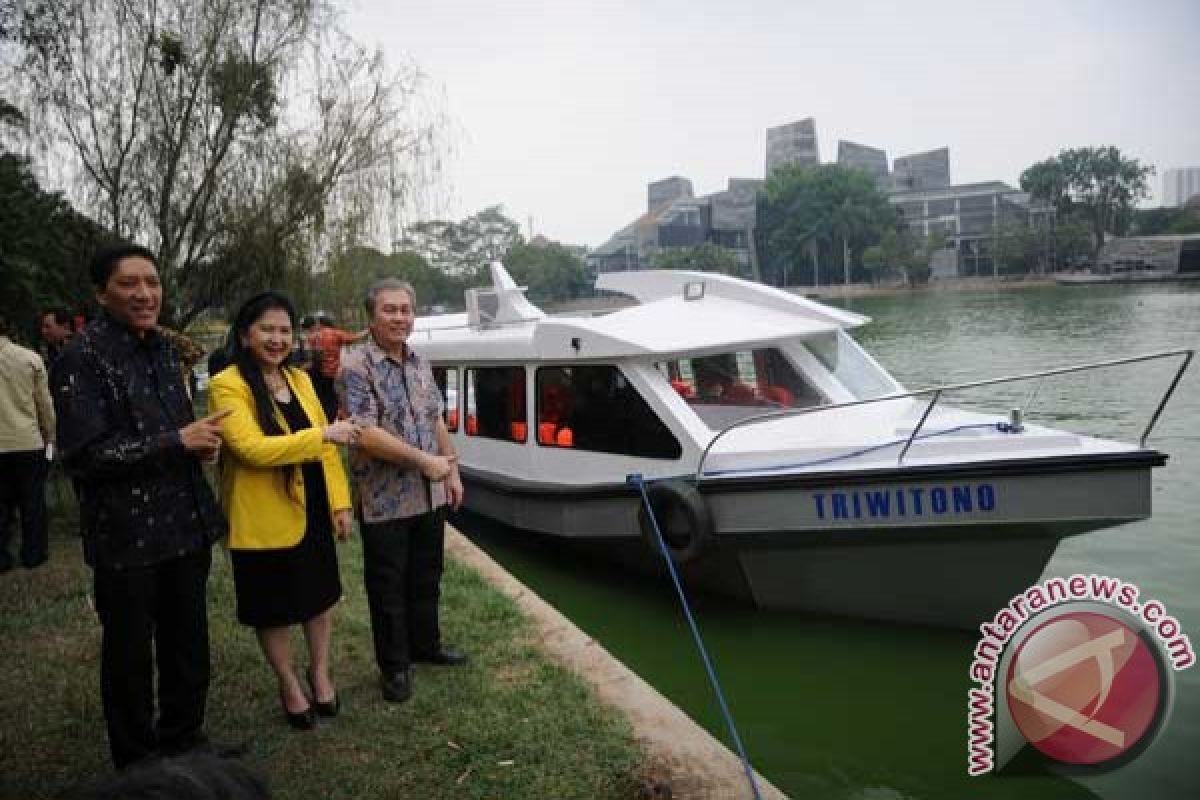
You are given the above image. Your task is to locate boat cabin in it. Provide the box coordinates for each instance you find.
[412,266,903,484]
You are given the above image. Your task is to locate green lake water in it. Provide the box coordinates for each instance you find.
[454,284,1200,800]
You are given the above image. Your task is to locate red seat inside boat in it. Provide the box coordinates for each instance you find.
[759,385,794,407]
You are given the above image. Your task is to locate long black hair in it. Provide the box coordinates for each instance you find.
[225,290,301,438]
[223,292,313,503]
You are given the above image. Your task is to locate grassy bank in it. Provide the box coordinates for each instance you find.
[0,480,641,799]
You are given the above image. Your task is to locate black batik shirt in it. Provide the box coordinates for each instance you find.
[50,313,226,569]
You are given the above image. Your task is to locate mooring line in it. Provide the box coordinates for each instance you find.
[627,472,764,800]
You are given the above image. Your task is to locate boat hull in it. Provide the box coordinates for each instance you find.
[457,451,1161,628]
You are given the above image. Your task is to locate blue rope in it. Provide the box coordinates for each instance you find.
[700,421,1013,478]
[627,473,764,800]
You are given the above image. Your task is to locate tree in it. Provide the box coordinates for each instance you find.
[0,153,109,339]
[992,222,1044,275]
[1167,211,1200,235]
[313,246,439,324]
[651,242,742,275]
[1020,147,1154,257]
[1049,218,1095,268]
[401,206,523,284]
[17,0,439,326]
[1132,206,1200,237]
[860,245,886,283]
[903,230,945,286]
[757,164,898,287]
[503,241,589,305]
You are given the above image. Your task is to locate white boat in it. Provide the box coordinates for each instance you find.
[412,264,1191,628]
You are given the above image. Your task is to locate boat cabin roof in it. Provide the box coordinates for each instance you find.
[412,266,869,363]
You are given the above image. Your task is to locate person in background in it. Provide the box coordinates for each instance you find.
[208,291,359,731]
[158,326,207,398]
[0,314,55,573]
[40,306,75,369]
[308,313,362,422]
[51,243,231,768]
[338,279,466,706]
[290,316,315,373]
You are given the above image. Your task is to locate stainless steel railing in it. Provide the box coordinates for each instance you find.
[694,348,1193,482]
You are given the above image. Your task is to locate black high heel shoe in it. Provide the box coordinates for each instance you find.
[280,690,317,731]
[306,668,339,718]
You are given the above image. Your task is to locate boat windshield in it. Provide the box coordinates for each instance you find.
[656,346,829,429]
[804,330,899,401]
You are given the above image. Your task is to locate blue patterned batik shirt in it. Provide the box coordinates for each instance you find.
[338,338,446,523]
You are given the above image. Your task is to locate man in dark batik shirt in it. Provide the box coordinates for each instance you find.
[51,243,231,769]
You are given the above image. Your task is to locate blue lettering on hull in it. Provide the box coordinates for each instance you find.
[813,484,998,520]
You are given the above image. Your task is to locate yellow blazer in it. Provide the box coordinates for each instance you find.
[209,364,352,550]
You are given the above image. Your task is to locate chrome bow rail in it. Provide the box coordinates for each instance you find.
[695,348,1193,483]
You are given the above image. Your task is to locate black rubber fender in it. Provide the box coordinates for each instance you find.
[637,479,715,564]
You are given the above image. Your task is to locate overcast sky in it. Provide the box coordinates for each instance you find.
[345,0,1200,247]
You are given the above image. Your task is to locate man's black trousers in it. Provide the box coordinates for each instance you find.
[0,449,49,569]
[93,548,212,768]
[360,510,446,676]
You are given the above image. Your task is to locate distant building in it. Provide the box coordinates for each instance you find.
[837,140,889,186]
[707,178,762,260]
[1097,234,1200,274]
[892,147,951,191]
[592,116,1051,284]
[1163,167,1200,208]
[888,181,1055,277]
[765,118,819,176]
[648,176,694,211]
[590,177,762,276]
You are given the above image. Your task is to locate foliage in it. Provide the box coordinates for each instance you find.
[316,246,444,325]
[1132,206,1200,237]
[1048,218,1094,268]
[503,241,590,304]
[0,153,108,340]
[857,228,934,285]
[1168,213,1200,235]
[402,206,522,283]
[1020,146,1154,255]
[757,164,898,286]
[317,208,590,321]
[992,222,1046,275]
[860,244,886,281]
[905,231,945,286]
[650,242,742,275]
[16,0,441,326]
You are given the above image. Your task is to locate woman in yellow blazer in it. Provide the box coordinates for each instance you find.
[209,291,360,731]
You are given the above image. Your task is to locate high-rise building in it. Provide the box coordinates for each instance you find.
[892,147,951,191]
[1163,167,1200,208]
[837,140,889,185]
[765,118,819,176]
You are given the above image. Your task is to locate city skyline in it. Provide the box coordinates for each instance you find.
[346,0,1200,246]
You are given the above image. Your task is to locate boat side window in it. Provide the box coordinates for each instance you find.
[657,347,827,427]
[805,331,896,400]
[535,366,682,459]
[464,366,527,443]
[432,366,459,432]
